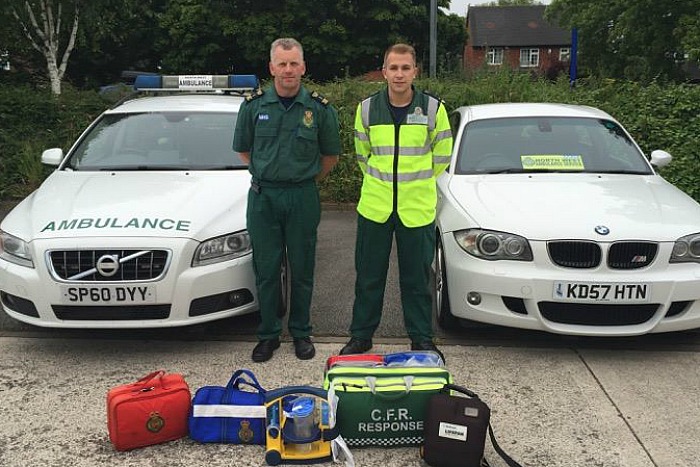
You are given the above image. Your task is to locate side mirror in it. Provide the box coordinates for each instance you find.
[650,150,672,168]
[41,148,64,166]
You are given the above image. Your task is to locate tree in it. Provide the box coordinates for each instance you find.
[156,0,233,74]
[4,0,467,89]
[68,0,169,88]
[0,6,33,82]
[677,11,700,62]
[221,0,363,80]
[221,0,464,80]
[6,0,80,95]
[547,0,697,82]
[437,13,468,74]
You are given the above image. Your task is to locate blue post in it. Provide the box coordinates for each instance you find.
[570,28,578,88]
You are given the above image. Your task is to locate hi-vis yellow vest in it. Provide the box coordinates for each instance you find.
[354,88,453,228]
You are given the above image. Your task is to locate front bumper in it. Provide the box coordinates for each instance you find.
[441,234,700,336]
[0,236,257,328]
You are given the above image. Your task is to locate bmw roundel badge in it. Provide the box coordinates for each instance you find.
[594,225,610,235]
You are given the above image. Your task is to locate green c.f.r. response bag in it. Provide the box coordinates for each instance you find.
[323,360,451,447]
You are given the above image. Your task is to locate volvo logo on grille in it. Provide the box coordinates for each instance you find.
[96,255,120,277]
[594,225,610,235]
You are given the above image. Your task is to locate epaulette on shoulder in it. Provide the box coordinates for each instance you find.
[245,88,265,102]
[310,90,330,106]
[423,90,445,103]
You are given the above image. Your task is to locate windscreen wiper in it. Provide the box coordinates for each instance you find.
[191,165,247,170]
[592,169,650,175]
[484,168,578,174]
[97,165,189,171]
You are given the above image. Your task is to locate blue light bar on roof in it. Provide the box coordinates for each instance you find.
[133,74,259,91]
[229,74,259,89]
[133,75,162,89]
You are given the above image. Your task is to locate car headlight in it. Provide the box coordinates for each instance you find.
[453,229,533,261]
[192,230,251,266]
[0,230,34,268]
[670,233,700,263]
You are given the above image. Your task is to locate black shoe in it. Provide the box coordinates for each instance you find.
[252,338,280,363]
[294,337,316,360]
[411,341,446,364]
[339,337,373,355]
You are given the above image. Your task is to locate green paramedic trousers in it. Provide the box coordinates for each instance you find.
[350,212,435,343]
[247,182,320,340]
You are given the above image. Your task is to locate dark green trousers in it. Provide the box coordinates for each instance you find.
[350,212,435,343]
[247,183,320,340]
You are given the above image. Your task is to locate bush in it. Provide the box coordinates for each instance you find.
[0,83,108,198]
[1,76,699,204]
[314,73,700,204]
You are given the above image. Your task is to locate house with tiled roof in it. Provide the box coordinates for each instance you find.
[464,5,572,77]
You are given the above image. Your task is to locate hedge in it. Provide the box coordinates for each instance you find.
[1,72,698,203]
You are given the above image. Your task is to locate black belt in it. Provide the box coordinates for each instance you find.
[251,178,315,193]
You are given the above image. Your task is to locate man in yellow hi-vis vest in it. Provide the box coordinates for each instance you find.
[340,43,453,360]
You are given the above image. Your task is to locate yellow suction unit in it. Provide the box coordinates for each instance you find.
[264,386,339,465]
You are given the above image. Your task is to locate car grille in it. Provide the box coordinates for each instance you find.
[607,242,657,269]
[538,302,659,326]
[52,304,171,320]
[548,241,658,269]
[48,249,169,282]
[548,241,601,268]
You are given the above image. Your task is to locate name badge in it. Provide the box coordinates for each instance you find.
[407,107,428,125]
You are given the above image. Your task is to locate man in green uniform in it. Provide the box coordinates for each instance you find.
[233,38,341,362]
[339,43,453,360]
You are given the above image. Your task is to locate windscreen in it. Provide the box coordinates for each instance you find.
[456,117,652,175]
[65,111,245,171]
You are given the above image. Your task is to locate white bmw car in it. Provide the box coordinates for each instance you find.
[435,103,700,336]
[0,74,283,328]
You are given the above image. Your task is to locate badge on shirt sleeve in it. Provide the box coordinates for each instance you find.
[303,110,314,128]
[407,107,428,125]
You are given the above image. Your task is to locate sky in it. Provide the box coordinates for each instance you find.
[446,0,552,17]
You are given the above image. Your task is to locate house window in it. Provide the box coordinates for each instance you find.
[559,48,571,62]
[487,48,504,65]
[520,48,539,67]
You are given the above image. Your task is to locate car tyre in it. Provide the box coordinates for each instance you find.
[435,239,458,329]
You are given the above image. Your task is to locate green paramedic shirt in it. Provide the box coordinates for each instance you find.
[233,85,341,183]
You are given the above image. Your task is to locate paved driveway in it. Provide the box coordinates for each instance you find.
[1,201,700,466]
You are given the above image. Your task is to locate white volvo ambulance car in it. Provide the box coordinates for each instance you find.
[0,74,281,328]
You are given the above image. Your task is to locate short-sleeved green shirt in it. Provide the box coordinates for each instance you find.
[233,85,341,183]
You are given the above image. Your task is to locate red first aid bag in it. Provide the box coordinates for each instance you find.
[107,370,191,451]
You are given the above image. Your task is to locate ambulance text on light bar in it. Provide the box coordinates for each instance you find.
[134,74,259,91]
